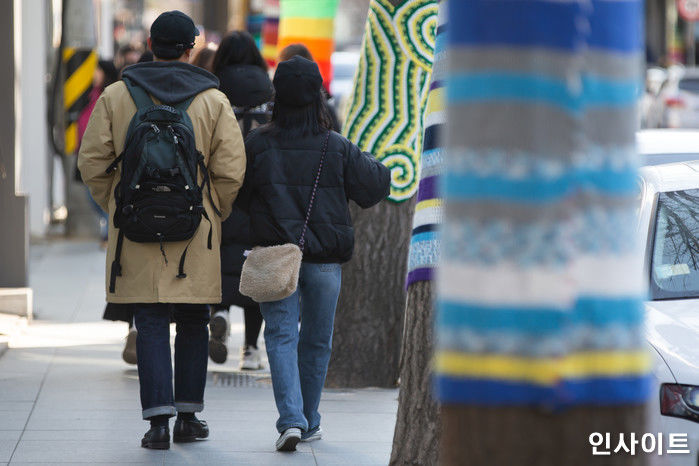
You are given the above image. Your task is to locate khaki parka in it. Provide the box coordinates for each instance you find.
[78,80,245,304]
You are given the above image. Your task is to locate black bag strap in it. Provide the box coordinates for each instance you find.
[123,77,154,110]
[173,95,196,112]
[109,230,125,293]
[197,155,222,217]
[298,131,330,253]
[105,153,124,175]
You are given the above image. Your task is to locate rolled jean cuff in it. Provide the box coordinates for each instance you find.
[277,423,307,434]
[142,405,177,420]
[175,401,204,413]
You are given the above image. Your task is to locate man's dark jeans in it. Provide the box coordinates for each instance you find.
[133,303,209,419]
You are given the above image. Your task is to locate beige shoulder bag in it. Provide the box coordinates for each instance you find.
[239,131,331,303]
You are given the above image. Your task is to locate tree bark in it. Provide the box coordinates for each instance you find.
[440,405,647,466]
[325,198,415,388]
[389,281,441,465]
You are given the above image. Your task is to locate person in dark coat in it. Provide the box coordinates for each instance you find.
[208,31,274,369]
[238,56,390,451]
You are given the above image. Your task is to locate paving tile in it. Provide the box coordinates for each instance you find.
[0,431,21,462]
[9,240,398,464]
[312,441,391,465]
[0,403,33,412]
[0,411,32,431]
[11,463,151,465]
[319,412,397,443]
[163,449,316,465]
[27,409,139,422]
[319,399,398,414]
[10,440,165,463]
[20,430,138,441]
[24,417,144,431]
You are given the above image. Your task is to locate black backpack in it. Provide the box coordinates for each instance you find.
[105,77,220,293]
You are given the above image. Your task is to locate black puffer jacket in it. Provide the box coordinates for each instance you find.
[218,64,273,307]
[239,129,390,263]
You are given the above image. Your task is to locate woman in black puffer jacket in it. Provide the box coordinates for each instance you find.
[238,57,390,451]
[209,31,273,369]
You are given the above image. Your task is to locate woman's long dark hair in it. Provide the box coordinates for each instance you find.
[266,92,334,138]
[212,31,267,76]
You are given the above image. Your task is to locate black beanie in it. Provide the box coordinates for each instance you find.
[273,56,322,107]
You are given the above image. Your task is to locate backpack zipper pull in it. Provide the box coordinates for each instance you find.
[168,125,178,144]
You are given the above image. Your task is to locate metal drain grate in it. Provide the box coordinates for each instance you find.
[209,371,273,388]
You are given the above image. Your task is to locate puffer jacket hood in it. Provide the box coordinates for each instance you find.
[217,64,273,108]
[121,61,219,104]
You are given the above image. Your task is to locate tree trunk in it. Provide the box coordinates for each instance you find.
[325,198,415,388]
[389,281,441,465]
[440,405,647,466]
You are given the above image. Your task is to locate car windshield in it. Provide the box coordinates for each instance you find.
[679,78,699,93]
[642,153,699,166]
[651,189,699,299]
[333,63,356,80]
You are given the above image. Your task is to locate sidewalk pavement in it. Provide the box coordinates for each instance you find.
[0,240,398,465]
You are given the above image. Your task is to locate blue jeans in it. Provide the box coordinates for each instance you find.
[260,262,342,433]
[133,303,209,419]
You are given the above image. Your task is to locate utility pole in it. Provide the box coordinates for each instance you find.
[60,0,98,237]
[203,0,230,40]
[0,0,31,318]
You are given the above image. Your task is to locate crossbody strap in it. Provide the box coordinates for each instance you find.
[298,131,331,253]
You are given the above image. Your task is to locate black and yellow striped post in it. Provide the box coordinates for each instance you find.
[62,47,96,155]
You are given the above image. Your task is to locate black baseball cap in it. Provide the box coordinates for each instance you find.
[150,11,199,59]
[273,56,322,107]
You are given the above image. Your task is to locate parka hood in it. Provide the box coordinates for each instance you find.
[217,64,273,108]
[121,61,219,105]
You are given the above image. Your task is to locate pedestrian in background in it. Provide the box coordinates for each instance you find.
[207,30,274,369]
[238,56,390,451]
[78,10,246,450]
[190,44,217,72]
[77,59,119,247]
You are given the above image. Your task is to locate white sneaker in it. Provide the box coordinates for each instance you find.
[301,426,322,442]
[275,427,301,451]
[239,345,262,370]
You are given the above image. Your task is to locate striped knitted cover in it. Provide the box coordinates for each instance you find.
[435,0,650,407]
[343,0,439,202]
[406,0,446,286]
[278,0,339,91]
[261,0,279,68]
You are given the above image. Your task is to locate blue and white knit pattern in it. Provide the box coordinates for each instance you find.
[406,0,446,287]
[435,0,650,407]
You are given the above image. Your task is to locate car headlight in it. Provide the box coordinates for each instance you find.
[660,383,699,422]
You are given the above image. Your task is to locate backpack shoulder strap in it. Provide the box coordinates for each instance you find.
[123,77,154,110]
[173,95,196,112]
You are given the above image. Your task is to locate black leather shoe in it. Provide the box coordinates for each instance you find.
[173,418,209,443]
[141,426,170,450]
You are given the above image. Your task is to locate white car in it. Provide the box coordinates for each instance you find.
[639,162,699,465]
[659,67,699,129]
[330,50,360,125]
[638,129,699,166]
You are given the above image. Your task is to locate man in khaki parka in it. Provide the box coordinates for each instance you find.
[78,11,245,449]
